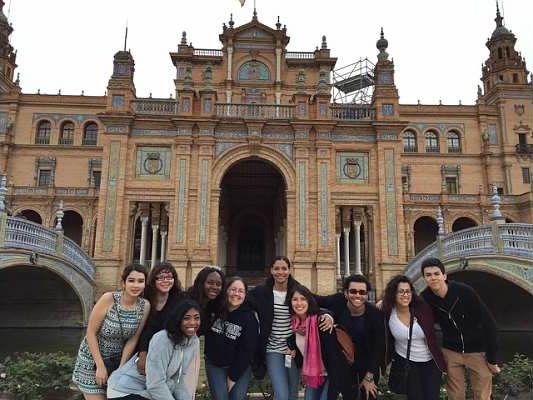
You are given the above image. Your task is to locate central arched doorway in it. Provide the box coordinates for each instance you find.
[218,158,286,276]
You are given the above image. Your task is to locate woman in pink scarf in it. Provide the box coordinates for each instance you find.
[287,285,352,400]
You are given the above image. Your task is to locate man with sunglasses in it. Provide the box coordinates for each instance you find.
[420,257,500,400]
[316,275,385,400]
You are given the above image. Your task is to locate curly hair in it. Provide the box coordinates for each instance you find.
[382,275,421,318]
[144,261,183,315]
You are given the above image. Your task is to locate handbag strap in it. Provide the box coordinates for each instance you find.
[405,308,415,362]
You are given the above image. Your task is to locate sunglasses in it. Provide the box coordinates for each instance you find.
[347,289,368,296]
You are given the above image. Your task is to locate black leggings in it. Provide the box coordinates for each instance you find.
[406,359,442,400]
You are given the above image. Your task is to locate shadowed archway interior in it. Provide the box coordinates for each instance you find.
[218,158,286,275]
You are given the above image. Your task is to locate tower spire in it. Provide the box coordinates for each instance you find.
[123,24,128,52]
[495,1,503,27]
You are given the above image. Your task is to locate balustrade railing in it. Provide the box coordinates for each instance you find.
[331,104,375,120]
[3,217,95,279]
[499,224,533,257]
[443,226,494,258]
[13,186,95,196]
[193,48,223,57]
[216,103,295,120]
[133,99,177,115]
[516,143,533,154]
[286,51,315,59]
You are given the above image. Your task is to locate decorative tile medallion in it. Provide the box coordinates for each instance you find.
[136,146,171,177]
[336,152,369,183]
[103,141,120,252]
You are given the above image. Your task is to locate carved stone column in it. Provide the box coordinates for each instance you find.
[151,224,159,268]
[353,220,362,275]
[139,216,149,265]
[335,233,341,278]
[160,230,167,262]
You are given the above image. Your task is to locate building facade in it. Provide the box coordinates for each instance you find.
[0,4,531,295]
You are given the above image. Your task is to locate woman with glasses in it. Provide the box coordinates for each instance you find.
[186,266,225,334]
[135,261,184,375]
[382,275,445,400]
[204,276,259,400]
[315,275,385,400]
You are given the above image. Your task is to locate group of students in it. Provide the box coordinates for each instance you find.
[72,256,500,400]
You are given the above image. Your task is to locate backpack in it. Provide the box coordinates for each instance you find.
[335,324,355,365]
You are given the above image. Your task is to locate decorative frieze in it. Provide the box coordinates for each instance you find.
[385,149,398,256]
[32,113,97,124]
[298,161,307,245]
[269,143,293,160]
[132,129,177,136]
[215,142,238,157]
[175,159,188,243]
[319,162,329,244]
[102,142,121,252]
[198,159,210,244]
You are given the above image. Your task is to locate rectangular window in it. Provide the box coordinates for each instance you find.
[182,97,191,113]
[92,170,102,190]
[401,176,409,192]
[522,167,531,184]
[319,102,327,117]
[38,170,51,187]
[203,98,212,113]
[488,125,498,145]
[298,102,306,115]
[445,176,458,194]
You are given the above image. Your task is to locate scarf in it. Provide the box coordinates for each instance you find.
[291,314,325,389]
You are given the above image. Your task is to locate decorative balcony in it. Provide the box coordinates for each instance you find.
[330,104,375,121]
[516,144,533,154]
[12,186,98,196]
[133,99,177,115]
[216,103,295,120]
[192,48,223,57]
[286,51,315,60]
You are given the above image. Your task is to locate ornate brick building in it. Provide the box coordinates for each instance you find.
[0,4,531,295]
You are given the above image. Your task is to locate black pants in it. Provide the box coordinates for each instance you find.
[109,395,149,400]
[406,359,442,400]
[328,370,378,400]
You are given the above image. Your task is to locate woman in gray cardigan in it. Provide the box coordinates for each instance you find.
[107,299,202,400]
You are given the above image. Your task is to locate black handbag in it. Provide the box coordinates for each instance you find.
[388,309,415,395]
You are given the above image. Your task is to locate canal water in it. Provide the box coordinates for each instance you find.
[1,328,532,362]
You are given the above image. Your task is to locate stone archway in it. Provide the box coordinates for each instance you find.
[15,209,42,224]
[218,158,286,275]
[61,210,84,246]
[452,217,478,232]
[413,216,438,254]
[0,264,85,327]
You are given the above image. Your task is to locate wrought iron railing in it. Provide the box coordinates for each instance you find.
[3,217,95,279]
[133,99,177,115]
[516,143,533,154]
[216,103,295,120]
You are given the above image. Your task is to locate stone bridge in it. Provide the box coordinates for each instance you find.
[0,208,95,327]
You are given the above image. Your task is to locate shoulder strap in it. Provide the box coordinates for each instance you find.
[405,309,415,362]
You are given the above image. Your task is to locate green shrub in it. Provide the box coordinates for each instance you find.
[0,352,76,400]
[493,353,533,399]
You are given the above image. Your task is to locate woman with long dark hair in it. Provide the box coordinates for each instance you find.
[382,275,446,400]
[287,284,353,400]
[204,276,259,400]
[72,264,151,400]
[135,261,184,375]
[107,299,202,400]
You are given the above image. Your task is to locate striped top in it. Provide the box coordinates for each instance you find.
[266,290,292,353]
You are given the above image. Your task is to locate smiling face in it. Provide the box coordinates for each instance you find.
[123,270,146,298]
[204,271,223,300]
[270,259,290,286]
[154,270,175,294]
[290,291,309,319]
[227,279,246,311]
[395,282,413,308]
[344,281,368,312]
[423,266,447,294]
[180,308,201,337]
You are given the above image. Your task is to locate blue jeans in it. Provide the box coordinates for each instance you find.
[304,379,329,400]
[205,358,252,400]
[266,352,300,400]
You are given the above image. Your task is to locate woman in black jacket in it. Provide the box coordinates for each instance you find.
[287,284,353,400]
[204,276,259,400]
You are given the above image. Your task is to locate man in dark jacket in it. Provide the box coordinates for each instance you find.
[420,257,500,400]
[316,274,385,400]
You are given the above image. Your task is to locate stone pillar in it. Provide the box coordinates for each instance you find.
[139,216,149,265]
[353,220,362,275]
[335,233,341,278]
[275,48,281,82]
[343,227,350,276]
[227,46,233,80]
[151,224,159,268]
[160,230,167,262]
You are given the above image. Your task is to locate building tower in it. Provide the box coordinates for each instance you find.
[0,0,17,92]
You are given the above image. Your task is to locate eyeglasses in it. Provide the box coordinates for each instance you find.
[348,289,368,296]
[229,287,245,295]
[156,275,174,282]
[397,289,412,296]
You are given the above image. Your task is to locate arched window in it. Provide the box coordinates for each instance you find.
[403,130,417,152]
[447,131,461,153]
[82,122,98,145]
[59,121,74,145]
[35,121,51,144]
[425,131,439,153]
[237,61,271,81]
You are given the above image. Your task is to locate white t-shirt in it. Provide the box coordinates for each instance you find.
[388,308,432,362]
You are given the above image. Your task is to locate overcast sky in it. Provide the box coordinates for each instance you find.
[6,0,533,104]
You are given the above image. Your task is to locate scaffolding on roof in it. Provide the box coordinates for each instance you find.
[332,58,375,104]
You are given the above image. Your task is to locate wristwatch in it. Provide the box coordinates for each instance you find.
[364,374,374,383]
